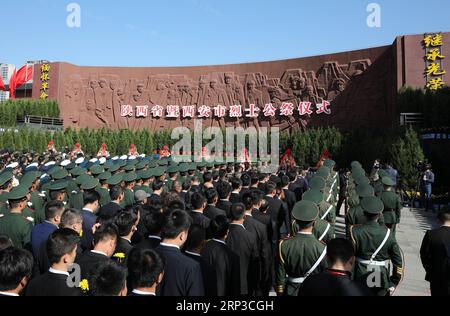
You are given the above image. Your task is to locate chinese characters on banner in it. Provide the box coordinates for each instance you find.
[40,64,50,100]
[120,101,332,119]
[423,33,447,91]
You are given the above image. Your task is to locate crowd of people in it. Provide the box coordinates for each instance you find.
[0,143,448,297]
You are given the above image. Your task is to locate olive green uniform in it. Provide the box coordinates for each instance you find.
[96,187,111,207]
[0,212,33,249]
[380,190,402,232]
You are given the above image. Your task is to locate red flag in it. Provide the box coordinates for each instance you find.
[14,65,33,88]
[0,75,5,91]
[9,68,17,99]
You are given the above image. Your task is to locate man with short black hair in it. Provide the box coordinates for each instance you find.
[156,209,204,296]
[190,192,211,236]
[299,238,372,296]
[136,211,164,250]
[90,261,128,296]
[97,186,124,222]
[216,182,232,217]
[127,248,164,296]
[149,181,164,205]
[76,223,118,281]
[26,228,81,296]
[113,209,139,263]
[420,208,450,296]
[226,203,258,296]
[230,178,242,204]
[202,215,240,296]
[0,247,33,296]
[31,200,65,256]
[80,190,101,251]
[203,188,225,220]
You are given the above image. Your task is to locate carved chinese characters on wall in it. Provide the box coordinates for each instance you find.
[62,59,371,132]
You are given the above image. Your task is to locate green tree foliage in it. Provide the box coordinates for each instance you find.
[0,99,60,127]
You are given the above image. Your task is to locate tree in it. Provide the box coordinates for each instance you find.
[390,127,425,191]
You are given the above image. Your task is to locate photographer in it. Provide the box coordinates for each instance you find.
[420,164,435,211]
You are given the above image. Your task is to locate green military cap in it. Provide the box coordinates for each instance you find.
[0,172,13,187]
[153,167,165,178]
[52,168,69,180]
[378,169,388,178]
[65,162,76,170]
[197,160,207,168]
[48,166,61,176]
[157,159,168,166]
[354,175,370,185]
[49,180,68,191]
[128,159,139,166]
[167,165,179,174]
[6,185,29,200]
[292,200,319,222]
[109,164,120,173]
[123,172,137,183]
[123,164,135,172]
[135,171,143,180]
[118,160,127,167]
[315,169,329,179]
[81,177,100,190]
[360,196,384,214]
[188,163,197,171]
[98,172,112,181]
[89,165,104,175]
[75,174,93,186]
[351,161,362,168]
[20,171,42,188]
[381,177,396,186]
[356,184,375,197]
[106,174,123,186]
[140,169,153,180]
[352,167,365,175]
[135,161,147,170]
[324,160,336,167]
[148,161,158,168]
[206,162,215,168]
[70,166,86,177]
[178,163,189,173]
[318,166,330,175]
[309,176,326,190]
[302,189,323,205]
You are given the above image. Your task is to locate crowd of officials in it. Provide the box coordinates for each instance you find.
[0,143,448,297]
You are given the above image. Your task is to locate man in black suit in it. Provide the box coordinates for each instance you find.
[80,190,101,251]
[242,192,271,296]
[420,209,450,296]
[299,238,372,296]
[0,247,33,296]
[113,208,139,264]
[203,188,226,220]
[27,228,81,296]
[127,248,164,296]
[281,175,297,215]
[226,203,258,296]
[155,209,204,296]
[189,192,212,236]
[97,186,124,222]
[184,224,216,296]
[216,181,233,218]
[287,168,306,202]
[180,179,193,211]
[76,223,118,282]
[201,172,215,192]
[136,211,164,250]
[230,177,242,204]
[148,181,164,205]
[202,215,240,296]
[239,173,251,200]
[265,182,290,245]
[89,261,128,296]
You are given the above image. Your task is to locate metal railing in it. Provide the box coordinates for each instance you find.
[16,115,64,131]
[400,113,424,126]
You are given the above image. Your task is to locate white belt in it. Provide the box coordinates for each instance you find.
[357,258,389,267]
[287,276,306,284]
[321,205,333,220]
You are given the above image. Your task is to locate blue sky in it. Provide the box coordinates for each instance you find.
[2,0,450,67]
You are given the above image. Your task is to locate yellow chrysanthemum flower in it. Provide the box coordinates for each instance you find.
[80,279,89,292]
[113,253,125,259]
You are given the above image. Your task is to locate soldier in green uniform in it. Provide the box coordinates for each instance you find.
[309,177,336,227]
[21,171,45,224]
[350,196,404,296]
[379,177,402,234]
[165,165,179,192]
[48,180,69,205]
[346,183,375,236]
[300,189,335,243]
[96,172,112,207]
[69,174,92,210]
[276,200,328,296]
[0,185,33,249]
[0,172,14,216]
[122,172,137,208]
